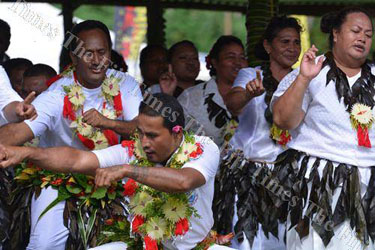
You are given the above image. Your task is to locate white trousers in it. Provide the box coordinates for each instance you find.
[27,187,69,250]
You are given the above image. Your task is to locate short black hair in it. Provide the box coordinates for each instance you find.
[167,40,197,62]
[3,58,33,76]
[23,63,57,79]
[110,50,128,72]
[139,93,185,132]
[0,19,11,43]
[140,44,167,67]
[69,20,112,53]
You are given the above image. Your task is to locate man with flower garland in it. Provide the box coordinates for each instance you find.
[0,20,142,249]
[0,93,233,250]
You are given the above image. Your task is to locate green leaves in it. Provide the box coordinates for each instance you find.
[91,187,107,199]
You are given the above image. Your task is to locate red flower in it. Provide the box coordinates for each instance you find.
[113,93,123,117]
[123,179,137,196]
[77,133,95,150]
[50,178,63,186]
[75,191,85,197]
[104,218,114,226]
[278,131,291,146]
[189,143,203,159]
[103,129,119,146]
[174,218,189,236]
[108,185,116,194]
[63,95,76,121]
[131,215,145,233]
[144,235,158,250]
[121,140,135,157]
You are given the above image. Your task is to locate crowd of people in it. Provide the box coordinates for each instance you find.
[0,5,374,250]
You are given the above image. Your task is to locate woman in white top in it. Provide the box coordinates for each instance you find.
[178,35,248,148]
[214,16,302,250]
[272,7,375,250]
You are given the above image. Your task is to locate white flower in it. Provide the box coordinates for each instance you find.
[92,132,109,150]
[102,75,120,96]
[71,116,94,137]
[351,103,374,125]
[102,108,117,120]
[129,191,153,217]
[145,217,167,241]
[68,85,85,107]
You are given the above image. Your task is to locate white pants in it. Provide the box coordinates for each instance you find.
[27,187,69,250]
[89,242,235,250]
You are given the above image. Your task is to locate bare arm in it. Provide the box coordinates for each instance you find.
[226,71,264,117]
[0,145,99,175]
[95,164,206,193]
[0,122,34,145]
[273,45,324,130]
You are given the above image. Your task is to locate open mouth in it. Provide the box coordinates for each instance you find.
[353,44,365,52]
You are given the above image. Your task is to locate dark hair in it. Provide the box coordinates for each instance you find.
[23,64,57,79]
[69,20,112,53]
[321,7,373,49]
[255,15,302,61]
[3,58,33,76]
[110,50,128,72]
[140,44,167,67]
[167,40,198,62]
[0,19,11,44]
[140,93,185,132]
[207,35,244,76]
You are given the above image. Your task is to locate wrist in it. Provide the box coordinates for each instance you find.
[297,74,312,86]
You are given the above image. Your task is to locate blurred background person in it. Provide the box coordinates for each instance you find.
[22,63,57,98]
[0,19,11,65]
[3,58,33,96]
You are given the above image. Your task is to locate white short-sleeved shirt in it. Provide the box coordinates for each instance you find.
[229,67,285,162]
[271,55,375,167]
[93,135,219,250]
[24,69,143,149]
[178,78,232,148]
[0,66,23,125]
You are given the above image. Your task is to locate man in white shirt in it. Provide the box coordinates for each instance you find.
[0,20,142,249]
[0,93,230,249]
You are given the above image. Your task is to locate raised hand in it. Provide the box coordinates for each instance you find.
[95,165,126,187]
[15,91,37,121]
[245,70,265,98]
[300,45,324,82]
[159,64,177,96]
[82,108,110,129]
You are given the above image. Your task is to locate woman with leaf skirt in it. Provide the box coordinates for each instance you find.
[272,7,375,250]
[213,16,302,250]
[177,35,248,148]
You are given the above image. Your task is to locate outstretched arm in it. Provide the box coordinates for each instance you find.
[0,145,99,175]
[3,92,37,123]
[95,164,206,193]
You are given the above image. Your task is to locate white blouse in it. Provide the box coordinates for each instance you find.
[271,56,375,168]
[229,67,285,162]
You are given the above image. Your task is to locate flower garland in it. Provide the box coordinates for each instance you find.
[13,161,135,248]
[261,62,292,146]
[62,68,123,150]
[323,52,375,148]
[121,132,203,249]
